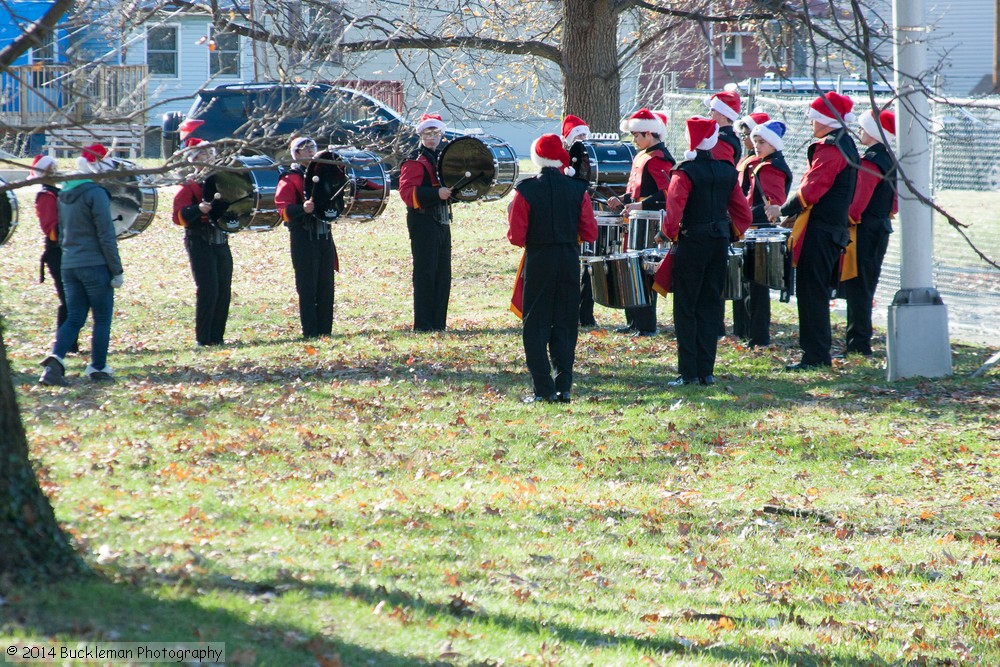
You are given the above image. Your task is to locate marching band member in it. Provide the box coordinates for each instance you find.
[736,120,793,347]
[399,113,453,332]
[561,114,598,327]
[662,117,752,386]
[172,138,232,347]
[842,109,897,357]
[33,154,78,354]
[507,134,597,403]
[779,91,859,370]
[39,144,123,386]
[706,90,743,165]
[276,136,338,339]
[607,108,674,337]
[731,110,770,339]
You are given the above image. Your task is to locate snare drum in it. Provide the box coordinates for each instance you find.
[439,134,518,202]
[576,140,637,198]
[203,155,281,232]
[587,252,653,309]
[625,210,663,252]
[722,245,745,301]
[581,213,625,258]
[742,228,790,290]
[0,177,17,246]
[106,160,158,240]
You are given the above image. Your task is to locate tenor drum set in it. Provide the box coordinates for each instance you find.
[585,210,668,309]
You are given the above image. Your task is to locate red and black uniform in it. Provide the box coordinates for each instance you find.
[276,163,338,338]
[399,146,452,331]
[733,152,793,346]
[844,141,897,356]
[621,141,675,334]
[173,179,233,346]
[711,125,743,166]
[664,151,752,383]
[37,183,78,352]
[780,128,859,367]
[507,167,598,400]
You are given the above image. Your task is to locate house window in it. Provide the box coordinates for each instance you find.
[209,27,240,76]
[721,35,743,67]
[147,25,178,76]
[30,31,57,65]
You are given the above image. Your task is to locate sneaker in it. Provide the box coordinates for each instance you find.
[39,356,68,387]
[667,376,697,387]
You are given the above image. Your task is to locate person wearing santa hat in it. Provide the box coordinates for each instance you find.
[734,111,771,188]
[607,108,675,337]
[507,134,598,403]
[841,108,898,357]
[705,90,743,166]
[172,137,234,347]
[732,120,794,347]
[560,114,600,327]
[399,113,453,332]
[662,116,752,386]
[779,90,860,370]
[39,144,123,386]
[276,135,338,339]
[32,155,79,355]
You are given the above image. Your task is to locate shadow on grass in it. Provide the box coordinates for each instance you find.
[2,573,435,666]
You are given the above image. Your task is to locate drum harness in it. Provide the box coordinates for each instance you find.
[285,164,332,240]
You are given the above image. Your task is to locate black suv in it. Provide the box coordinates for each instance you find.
[162,82,421,176]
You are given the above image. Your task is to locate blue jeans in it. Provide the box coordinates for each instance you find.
[53,265,114,369]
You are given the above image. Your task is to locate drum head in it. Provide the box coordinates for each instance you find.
[439,136,498,202]
[568,142,591,182]
[203,169,252,232]
[0,185,17,246]
[306,150,348,222]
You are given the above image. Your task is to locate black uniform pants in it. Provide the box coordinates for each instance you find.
[522,245,580,397]
[289,226,336,338]
[844,221,890,355]
[732,282,772,346]
[407,216,451,331]
[625,298,657,332]
[42,241,78,351]
[795,225,844,366]
[579,264,596,326]
[186,234,233,346]
[673,236,728,380]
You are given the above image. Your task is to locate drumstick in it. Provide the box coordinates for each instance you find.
[448,170,484,197]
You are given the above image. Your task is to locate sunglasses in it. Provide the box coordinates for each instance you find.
[420,129,443,138]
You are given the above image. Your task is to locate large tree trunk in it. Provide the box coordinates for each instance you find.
[562,0,621,133]
[0,318,83,582]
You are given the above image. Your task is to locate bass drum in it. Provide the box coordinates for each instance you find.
[572,140,637,199]
[439,135,518,202]
[107,159,158,240]
[0,177,17,246]
[203,155,281,232]
[337,148,390,220]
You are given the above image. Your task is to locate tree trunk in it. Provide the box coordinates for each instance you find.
[0,319,84,583]
[562,0,622,133]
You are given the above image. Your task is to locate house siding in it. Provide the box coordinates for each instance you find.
[925,0,994,95]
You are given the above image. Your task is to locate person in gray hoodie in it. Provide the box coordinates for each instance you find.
[39,144,124,386]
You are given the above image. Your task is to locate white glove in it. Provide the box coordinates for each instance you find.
[110,273,124,289]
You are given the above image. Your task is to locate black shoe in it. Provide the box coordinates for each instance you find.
[614,325,636,334]
[667,376,697,387]
[699,375,715,386]
[39,356,68,387]
[632,329,657,338]
[523,394,558,404]
[785,362,830,372]
[556,392,571,403]
[89,371,115,384]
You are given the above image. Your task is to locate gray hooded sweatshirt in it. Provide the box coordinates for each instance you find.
[57,180,123,276]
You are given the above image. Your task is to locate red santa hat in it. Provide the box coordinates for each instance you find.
[734,111,770,135]
[530,133,570,172]
[705,91,742,122]
[561,115,590,145]
[684,116,719,160]
[858,109,896,142]
[77,143,113,173]
[750,120,787,152]
[30,154,56,178]
[808,91,856,127]
[183,137,216,159]
[415,113,446,134]
[620,108,666,137]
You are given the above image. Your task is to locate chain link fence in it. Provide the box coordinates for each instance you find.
[657,90,1000,346]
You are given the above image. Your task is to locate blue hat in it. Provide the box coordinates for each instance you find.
[751,120,786,151]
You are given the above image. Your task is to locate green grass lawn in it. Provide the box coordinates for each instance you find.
[1,181,998,666]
